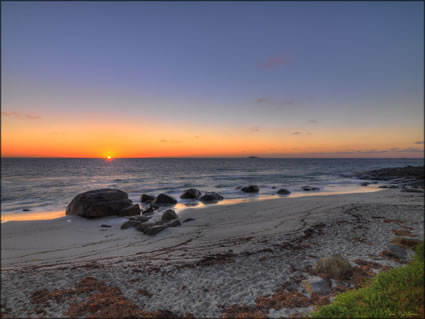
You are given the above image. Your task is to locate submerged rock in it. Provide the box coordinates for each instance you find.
[118,204,141,216]
[161,209,178,221]
[183,218,195,223]
[241,185,259,193]
[100,224,112,228]
[315,254,353,280]
[140,194,155,203]
[180,188,202,199]
[66,189,132,218]
[200,192,224,202]
[277,188,291,195]
[301,186,320,191]
[153,193,177,205]
[360,182,369,186]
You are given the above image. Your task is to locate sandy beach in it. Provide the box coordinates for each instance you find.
[1,188,424,318]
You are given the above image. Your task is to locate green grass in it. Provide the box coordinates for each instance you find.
[311,241,424,318]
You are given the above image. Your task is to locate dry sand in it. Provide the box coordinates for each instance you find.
[1,189,424,318]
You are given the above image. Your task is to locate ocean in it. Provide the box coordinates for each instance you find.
[1,158,423,221]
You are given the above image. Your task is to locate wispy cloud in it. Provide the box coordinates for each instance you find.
[414,141,424,144]
[160,139,167,143]
[250,126,261,133]
[256,97,272,104]
[260,55,286,69]
[308,120,318,124]
[2,111,41,120]
[292,131,301,135]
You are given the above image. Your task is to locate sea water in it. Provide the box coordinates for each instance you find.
[1,158,423,220]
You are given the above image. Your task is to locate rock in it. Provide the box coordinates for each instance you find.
[200,192,224,202]
[180,188,202,199]
[66,189,133,218]
[277,188,291,195]
[183,218,195,223]
[272,186,276,189]
[301,277,331,295]
[360,182,369,186]
[315,254,353,280]
[142,205,159,214]
[167,219,182,227]
[129,215,150,222]
[379,185,398,189]
[153,193,177,205]
[241,185,259,193]
[161,209,178,221]
[140,194,155,203]
[118,204,141,216]
[22,208,31,212]
[144,224,168,236]
[120,220,142,230]
[100,224,112,228]
[302,186,320,191]
[136,223,154,232]
[384,244,407,259]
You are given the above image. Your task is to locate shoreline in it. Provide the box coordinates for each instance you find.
[1,189,424,317]
[1,186,382,223]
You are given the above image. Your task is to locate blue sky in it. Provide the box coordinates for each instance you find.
[1,1,424,157]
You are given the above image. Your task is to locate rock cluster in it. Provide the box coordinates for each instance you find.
[301,186,320,191]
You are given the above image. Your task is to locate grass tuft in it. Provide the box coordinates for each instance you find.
[311,240,424,318]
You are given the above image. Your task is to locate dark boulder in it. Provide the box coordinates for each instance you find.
[360,182,369,186]
[141,194,155,203]
[200,192,224,202]
[118,204,141,216]
[153,193,178,205]
[180,188,202,199]
[101,224,112,228]
[277,188,291,195]
[183,218,195,223]
[66,189,133,218]
[241,185,259,193]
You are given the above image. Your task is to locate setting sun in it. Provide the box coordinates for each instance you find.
[107,155,112,160]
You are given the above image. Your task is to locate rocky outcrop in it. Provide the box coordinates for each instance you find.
[241,185,259,193]
[66,189,133,218]
[180,188,202,199]
[167,219,182,227]
[301,186,320,191]
[315,254,353,280]
[144,224,168,236]
[277,188,291,195]
[200,192,224,202]
[118,204,141,216]
[140,194,155,203]
[129,215,151,222]
[153,194,177,205]
[161,209,178,221]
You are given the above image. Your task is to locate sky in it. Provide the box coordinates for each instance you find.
[1,1,424,158]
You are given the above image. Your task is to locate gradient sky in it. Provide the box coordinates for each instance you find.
[2,1,424,158]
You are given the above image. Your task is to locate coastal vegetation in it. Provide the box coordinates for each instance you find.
[312,240,424,318]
